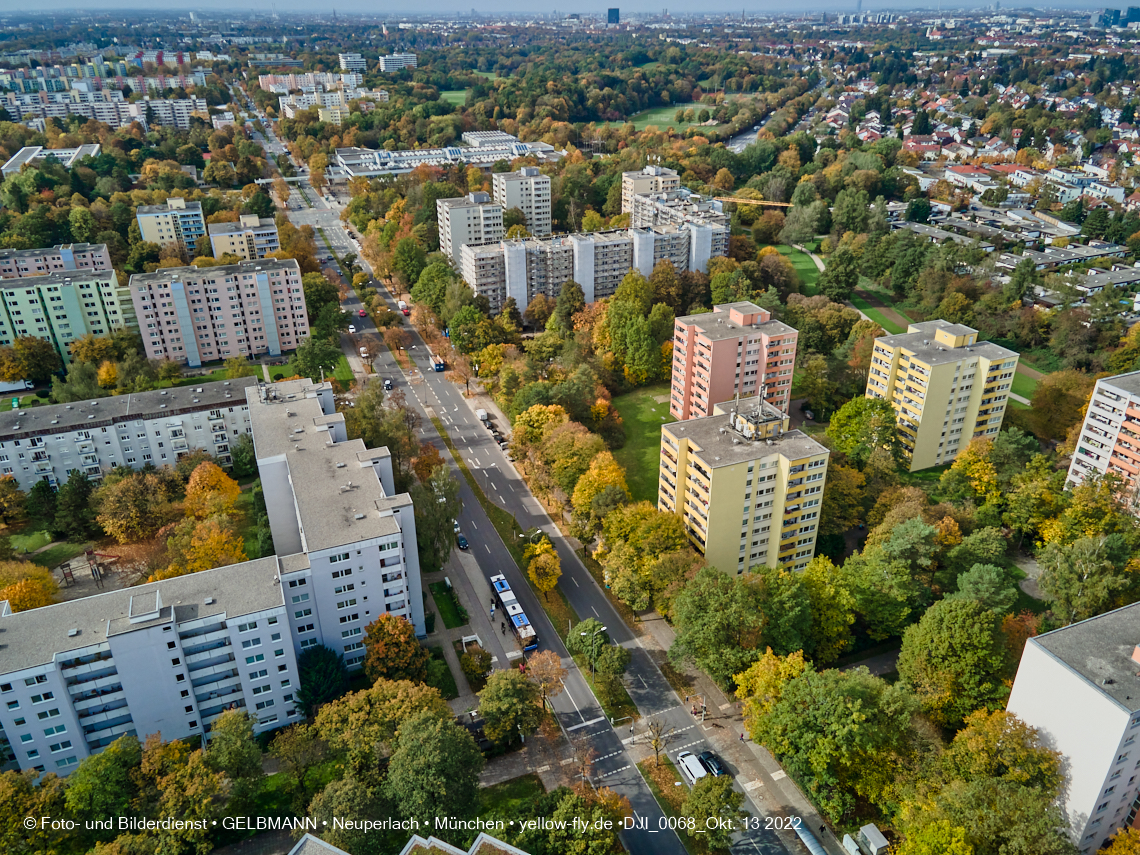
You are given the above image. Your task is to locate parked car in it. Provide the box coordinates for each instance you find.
[348,324,356,334]
[698,751,726,777]
[383,377,394,390]
[484,420,496,431]
[453,519,461,533]
[456,534,469,550]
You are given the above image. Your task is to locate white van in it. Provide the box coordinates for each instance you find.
[676,751,708,786]
[475,409,489,422]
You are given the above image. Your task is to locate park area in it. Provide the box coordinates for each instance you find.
[627,102,718,131]
[611,383,674,504]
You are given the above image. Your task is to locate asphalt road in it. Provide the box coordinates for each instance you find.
[250,107,793,855]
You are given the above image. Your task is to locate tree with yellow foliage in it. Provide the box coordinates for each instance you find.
[570,451,629,519]
[0,561,58,611]
[69,334,117,365]
[734,648,807,738]
[184,461,242,519]
[525,540,562,600]
[151,516,247,581]
[96,360,118,389]
[1101,828,1140,854]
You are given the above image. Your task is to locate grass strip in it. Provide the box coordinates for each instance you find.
[426,646,460,700]
[429,580,469,628]
[849,294,905,334]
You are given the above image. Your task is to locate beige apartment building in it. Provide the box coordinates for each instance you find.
[136,197,207,256]
[0,269,136,358]
[669,302,798,421]
[492,168,552,237]
[0,243,111,279]
[129,259,309,367]
[208,215,281,261]
[659,396,829,574]
[621,165,680,213]
[865,320,1019,471]
[437,193,504,265]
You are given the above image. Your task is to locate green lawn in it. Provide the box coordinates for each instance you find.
[274,353,353,386]
[440,89,469,106]
[29,541,92,569]
[233,487,264,560]
[429,581,469,628]
[426,646,459,700]
[480,773,545,816]
[627,103,716,131]
[850,294,906,335]
[610,383,673,504]
[10,530,52,554]
[472,70,499,79]
[776,245,820,296]
[1010,372,1039,401]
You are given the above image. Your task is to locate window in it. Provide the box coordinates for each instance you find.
[245,654,265,665]
[255,699,275,710]
[341,627,362,638]
[252,685,271,696]
[237,621,257,632]
[19,734,32,743]
[48,741,71,753]
[299,639,318,649]
[267,616,278,625]
[249,669,268,681]
[339,613,359,624]
[275,648,285,657]
[0,683,10,693]
[27,749,40,759]
[291,593,309,604]
[43,724,65,736]
[24,676,46,686]
[36,709,60,721]
[294,608,312,619]
[330,552,350,563]
[336,599,357,609]
[6,701,18,710]
[280,679,291,688]
[55,756,77,769]
[240,638,261,650]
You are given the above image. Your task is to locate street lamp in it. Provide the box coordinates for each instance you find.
[580,625,608,681]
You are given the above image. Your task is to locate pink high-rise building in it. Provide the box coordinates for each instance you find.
[669,301,798,421]
[0,243,111,279]
[130,259,310,368]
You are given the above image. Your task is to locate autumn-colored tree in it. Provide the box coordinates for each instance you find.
[735,648,807,738]
[526,649,566,709]
[0,475,26,526]
[526,540,562,601]
[411,442,445,485]
[511,404,569,456]
[1101,828,1140,855]
[95,471,180,543]
[152,516,247,581]
[363,613,430,684]
[69,334,117,365]
[184,461,242,519]
[0,560,58,611]
[570,451,630,518]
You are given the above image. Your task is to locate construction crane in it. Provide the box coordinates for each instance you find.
[714,197,794,207]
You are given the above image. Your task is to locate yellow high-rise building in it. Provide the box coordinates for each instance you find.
[658,396,829,575]
[865,320,1019,472]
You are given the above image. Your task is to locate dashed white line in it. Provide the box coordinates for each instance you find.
[484,545,491,554]
[571,577,580,587]
[599,765,630,779]
[471,521,478,530]
[566,715,607,732]
[591,606,600,617]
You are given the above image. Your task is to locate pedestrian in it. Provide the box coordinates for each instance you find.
[501,621,506,634]
[740,732,745,742]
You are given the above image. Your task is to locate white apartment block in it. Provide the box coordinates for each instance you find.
[0,269,137,358]
[278,88,388,118]
[0,376,425,779]
[338,53,367,72]
[0,243,111,279]
[208,215,281,262]
[1,144,100,177]
[492,167,552,237]
[378,53,417,72]
[333,131,563,179]
[135,197,207,256]
[458,219,727,313]
[129,259,310,368]
[257,72,363,92]
[1007,602,1140,853]
[0,377,258,490]
[437,193,505,265]
[2,92,206,130]
[0,556,304,776]
[621,165,680,213]
[629,189,727,233]
[1065,371,1140,501]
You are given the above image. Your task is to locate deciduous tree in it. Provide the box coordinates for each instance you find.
[410,463,462,573]
[184,461,242,518]
[0,560,58,611]
[363,614,430,684]
[295,644,350,717]
[526,649,566,709]
[527,541,562,600]
[683,776,747,850]
[479,669,543,745]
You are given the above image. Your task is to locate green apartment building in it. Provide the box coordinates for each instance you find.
[0,270,138,361]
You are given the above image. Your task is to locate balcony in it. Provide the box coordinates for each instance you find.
[67,670,121,694]
[195,680,243,706]
[77,697,131,724]
[72,688,125,713]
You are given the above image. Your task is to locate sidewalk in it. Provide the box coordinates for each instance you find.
[636,613,847,855]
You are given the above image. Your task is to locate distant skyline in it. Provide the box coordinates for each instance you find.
[0,2,1119,16]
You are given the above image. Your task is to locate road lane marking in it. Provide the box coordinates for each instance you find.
[566,716,607,732]
[591,606,600,617]
[471,521,477,530]
[770,770,787,781]
[571,577,579,587]
[484,545,491,554]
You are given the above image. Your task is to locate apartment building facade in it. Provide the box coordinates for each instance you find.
[865,320,1019,472]
[135,197,207,256]
[0,269,137,357]
[0,557,304,777]
[338,53,367,72]
[437,193,504,265]
[0,243,111,278]
[0,378,425,778]
[129,259,310,367]
[3,93,206,131]
[378,53,417,72]
[669,302,798,421]
[492,167,553,237]
[0,377,256,490]
[621,165,680,213]
[208,215,281,261]
[1007,602,1140,853]
[1065,371,1140,501]
[658,397,829,574]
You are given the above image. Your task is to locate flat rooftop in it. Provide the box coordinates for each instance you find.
[246,379,405,555]
[130,258,300,284]
[0,269,118,291]
[1032,601,1140,711]
[0,243,108,261]
[677,303,797,343]
[0,555,284,673]
[878,320,1018,367]
[1100,370,1140,398]
[665,403,828,468]
[136,199,203,215]
[0,376,258,442]
[207,218,277,235]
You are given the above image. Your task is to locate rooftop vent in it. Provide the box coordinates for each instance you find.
[196,387,203,393]
[192,398,199,403]
[294,427,303,434]
[161,390,169,395]
[87,415,94,420]
[160,404,167,409]
[204,597,215,605]
[354,513,365,520]
[50,419,58,425]
[223,382,231,386]
[67,628,79,637]
[65,405,72,409]
[336,462,346,468]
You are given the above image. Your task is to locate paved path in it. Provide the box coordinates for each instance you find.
[794,243,873,324]
[839,648,900,677]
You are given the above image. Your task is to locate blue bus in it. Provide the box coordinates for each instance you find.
[490,574,539,651]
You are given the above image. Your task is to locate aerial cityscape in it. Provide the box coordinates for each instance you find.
[3,5,1140,855]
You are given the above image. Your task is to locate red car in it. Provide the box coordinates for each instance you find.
[358,309,367,318]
